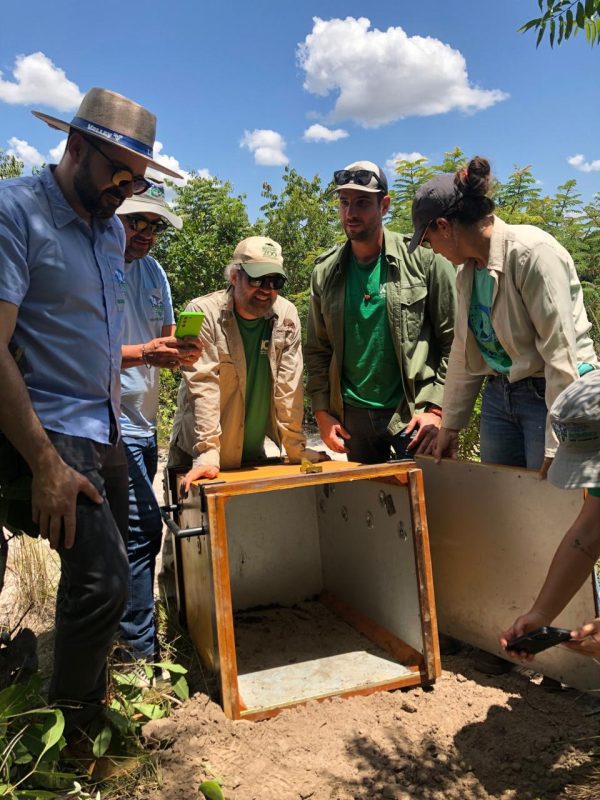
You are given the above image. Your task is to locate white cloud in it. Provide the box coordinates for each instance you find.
[240,129,288,166]
[6,137,45,169]
[48,137,67,162]
[7,135,66,170]
[0,52,82,111]
[149,143,212,205]
[297,17,508,128]
[151,142,211,185]
[567,154,600,173]
[386,151,427,171]
[303,123,348,143]
[152,142,188,186]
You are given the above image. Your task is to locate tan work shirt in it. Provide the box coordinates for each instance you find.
[442,216,598,456]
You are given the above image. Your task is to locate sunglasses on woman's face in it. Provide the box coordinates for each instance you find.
[125,215,169,235]
[241,269,286,290]
[333,168,385,191]
[85,136,151,195]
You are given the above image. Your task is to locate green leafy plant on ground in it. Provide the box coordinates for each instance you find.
[0,673,70,798]
[0,657,188,799]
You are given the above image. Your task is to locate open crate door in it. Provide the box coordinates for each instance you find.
[418,456,599,691]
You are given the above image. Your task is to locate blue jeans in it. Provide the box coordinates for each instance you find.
[343,404,415,464]
[117,435,163,660]
[480,376,546,470]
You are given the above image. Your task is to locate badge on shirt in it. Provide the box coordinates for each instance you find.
[148,288,164,321]
[114,268,126,310]
[260,338,270,356]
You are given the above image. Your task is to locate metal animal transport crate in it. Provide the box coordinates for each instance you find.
[164,461,440,721]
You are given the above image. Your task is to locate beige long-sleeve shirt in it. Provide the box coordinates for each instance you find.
[170,289,308,470]
[442,216,598,456]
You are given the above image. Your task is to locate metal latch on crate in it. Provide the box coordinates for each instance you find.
[160,504,208,540]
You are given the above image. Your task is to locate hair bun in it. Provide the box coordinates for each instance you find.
[457,156,492,196]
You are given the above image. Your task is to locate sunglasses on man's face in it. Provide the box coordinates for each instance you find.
[333,168,385,191]
[241,269,286,290]
[84,136,151,195]
[125,215,169,235]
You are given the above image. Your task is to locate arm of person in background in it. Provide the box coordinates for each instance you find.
[499,493,600,659]
[270,307,328,464]
[121,324,203,369]
[178,303,221,493]
[432,342,484,463]
[305,271,350,454]
[408,252,457,454]
[518,242,587,479]
[0,300,103,549]
[431,265,484,463]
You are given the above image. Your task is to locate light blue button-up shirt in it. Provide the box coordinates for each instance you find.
[0,166,126,444]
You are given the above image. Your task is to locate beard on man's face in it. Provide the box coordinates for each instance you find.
[124,236,152,263]
[73,155,126,219]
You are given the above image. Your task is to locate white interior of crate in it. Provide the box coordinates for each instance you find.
[224,479,423,710]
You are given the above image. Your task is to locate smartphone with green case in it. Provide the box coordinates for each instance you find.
[175,311,205,338]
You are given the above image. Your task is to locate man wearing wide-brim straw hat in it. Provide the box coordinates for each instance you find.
[0,86,181,748]
[33,86,182,181]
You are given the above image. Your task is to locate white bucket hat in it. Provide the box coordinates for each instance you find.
[548,370,600,489]
[33,86,182,179]
[118,182,183,230]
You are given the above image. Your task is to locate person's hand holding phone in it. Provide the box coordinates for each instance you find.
[563,618,600,657]
[499,610,552,661]
[141,336,190,368]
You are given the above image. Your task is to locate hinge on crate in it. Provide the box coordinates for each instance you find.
[160,505,208,540]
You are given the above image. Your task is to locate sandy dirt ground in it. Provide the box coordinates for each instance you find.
[139,650,599,800]
[2,443,599,800]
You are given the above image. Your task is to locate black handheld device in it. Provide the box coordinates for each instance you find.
[506,626,572,655]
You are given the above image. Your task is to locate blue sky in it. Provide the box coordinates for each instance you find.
[1,0,598,221]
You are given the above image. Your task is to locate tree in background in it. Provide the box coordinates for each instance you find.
[521,0,600,46]
[260,166,340,296]
[148,152,598,442]
[152,174,253,312]
[0,149,23,179]
[494,164,541,221]
[388,156,436,234]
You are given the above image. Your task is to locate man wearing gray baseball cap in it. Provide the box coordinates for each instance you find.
[305,160,456,463]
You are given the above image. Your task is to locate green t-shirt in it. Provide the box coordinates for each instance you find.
[235,313,272,462]
[341,251,403,409]
[589,487,600,498]
[468,267,512,374]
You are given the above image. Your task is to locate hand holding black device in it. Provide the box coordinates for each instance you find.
[506,625,572,655]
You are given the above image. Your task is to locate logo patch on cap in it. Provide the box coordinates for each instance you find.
[262,242,278,259]
[146,183,165,199]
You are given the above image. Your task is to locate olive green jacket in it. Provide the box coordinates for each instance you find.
[305,228,457,434]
